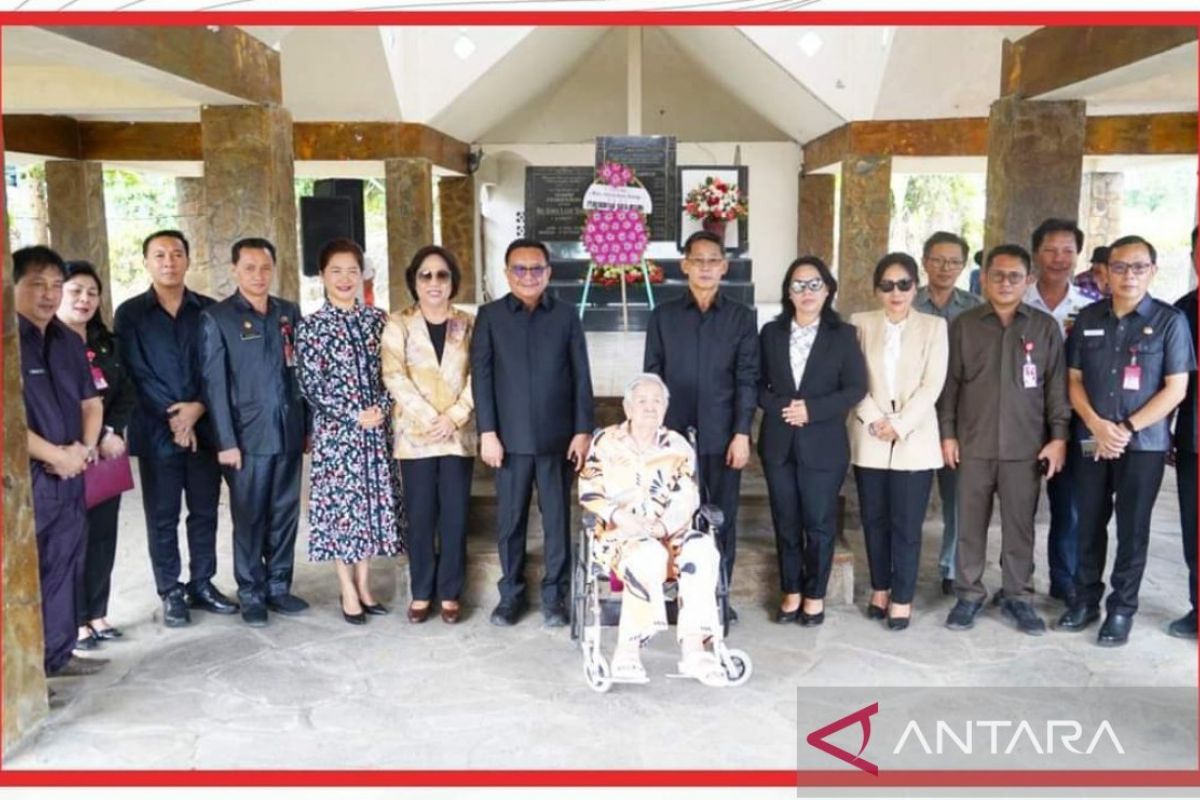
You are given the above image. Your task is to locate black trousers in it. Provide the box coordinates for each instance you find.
[854,467,933,605]
[1178,451,1198,612]
[1073,449,1166,616]
[762,458,843,599]
[77,494,120,624]
[138,451,221,596]
[399,455,473,602]
[225,452,302,608]
[699,453,743,589]
[33,482,87,674]
[495,453,572,606]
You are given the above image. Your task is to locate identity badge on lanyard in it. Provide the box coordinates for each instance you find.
[1123,345,1143,391]
[1022,339,1038,388]
[87,349,108,391]
[280,315,296,369]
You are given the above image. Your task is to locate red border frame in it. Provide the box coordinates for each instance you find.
[0,5,1198,790]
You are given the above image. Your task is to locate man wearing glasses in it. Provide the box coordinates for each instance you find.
[471,238,595,628]
[1058,235,1193,646]
[1025,218,1095,608]
[938,244,1069,636]
[915,231,983,596]
[644,230,759,618]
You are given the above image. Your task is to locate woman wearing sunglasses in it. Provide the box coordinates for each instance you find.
[296,238,404,625]
[382,245,476,624]
[849,253,948,631]
[758,256,867,626]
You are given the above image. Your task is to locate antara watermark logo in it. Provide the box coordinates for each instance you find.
[805,703,1125,775]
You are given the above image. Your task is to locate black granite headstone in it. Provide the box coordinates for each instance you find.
[524,167,594,241]
[595,135,677,243]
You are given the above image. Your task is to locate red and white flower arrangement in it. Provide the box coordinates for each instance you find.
[684,176,748,223]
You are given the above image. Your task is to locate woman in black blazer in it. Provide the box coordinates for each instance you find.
[759,256,868,626]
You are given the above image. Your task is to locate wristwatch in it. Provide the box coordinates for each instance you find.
[1119,418,1137,434]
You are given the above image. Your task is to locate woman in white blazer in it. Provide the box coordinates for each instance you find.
[849,253,948,630]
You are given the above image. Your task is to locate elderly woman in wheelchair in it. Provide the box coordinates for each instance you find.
[578,373,747,688]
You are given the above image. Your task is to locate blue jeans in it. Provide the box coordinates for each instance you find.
[1045,457,1078,598]
[936,467,957,580]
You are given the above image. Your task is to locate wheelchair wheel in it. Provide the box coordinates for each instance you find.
[721,648,753,687]
[570,555,585,644]
[583,651,613,693]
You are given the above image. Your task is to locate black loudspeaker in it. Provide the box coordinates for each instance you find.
[313,179,366,248]
[300,196,354,277]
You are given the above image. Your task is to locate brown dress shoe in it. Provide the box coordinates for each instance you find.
[440,604,461,624]
[407,603,431,623]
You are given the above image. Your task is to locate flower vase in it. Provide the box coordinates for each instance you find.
[701,217,728,242]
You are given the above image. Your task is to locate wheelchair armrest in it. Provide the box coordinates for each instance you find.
[697,504,725,530]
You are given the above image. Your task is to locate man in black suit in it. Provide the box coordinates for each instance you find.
[644,231,759,618]
[471,238,595,627]
[200,238,308,627]
[1169,226,1198,640]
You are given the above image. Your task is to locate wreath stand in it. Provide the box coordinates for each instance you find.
[578,258,656,332]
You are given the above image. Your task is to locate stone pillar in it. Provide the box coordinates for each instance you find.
[984,98,1086,253]
[385,158,434,312]
[201,105,298,302]
[45,160,111,323]
[174,177,212,297]
[798,172,836,265]
[2,154,50,753]
[837,155,892,316]
[1079,172,1124,261]
[438,175,477,304]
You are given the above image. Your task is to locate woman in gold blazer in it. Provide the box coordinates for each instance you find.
[382,245,476,624]
[849,252,948,630]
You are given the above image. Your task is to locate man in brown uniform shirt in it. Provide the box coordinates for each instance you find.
[937,244,1070,635]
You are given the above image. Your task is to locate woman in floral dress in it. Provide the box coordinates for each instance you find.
[296,238,403,625]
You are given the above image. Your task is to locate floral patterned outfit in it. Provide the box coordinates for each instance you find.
[296,301,404,563]
[579,422,720,645]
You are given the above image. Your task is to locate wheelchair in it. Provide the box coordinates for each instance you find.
[568,430,752,692]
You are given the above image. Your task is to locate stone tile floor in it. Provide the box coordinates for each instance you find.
[8,455,1195,770]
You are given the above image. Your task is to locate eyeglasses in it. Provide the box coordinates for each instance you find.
[417,269,452,283]
[789,278,826,295]
[508,264,549,280]
[877,278,914,293]
[685,256,726,269]
[925,256,965,271]
[987,270,1028,286]
[1107,261,1154,276]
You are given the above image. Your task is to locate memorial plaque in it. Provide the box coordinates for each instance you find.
[524,166,594,241]
[595,135,677,242]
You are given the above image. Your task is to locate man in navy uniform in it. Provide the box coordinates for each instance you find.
[471,238,595,628]
[1058,234,1194,646]
[200,238,308,627]
[15,245,105,676]
[115,230,238,628]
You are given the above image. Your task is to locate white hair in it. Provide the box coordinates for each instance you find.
[623,372,670,406]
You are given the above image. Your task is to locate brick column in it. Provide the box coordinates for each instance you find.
[837,155,892,316]
[438,175,477,304]
[798,172,836,266]
[46,160,111,323]
[174,177,212,297]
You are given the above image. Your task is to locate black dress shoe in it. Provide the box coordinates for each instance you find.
[241,605,268,627]
[1056,603,1101,632]
[266,593,310,615]
[944,599,983,631]
[542,601,569,628]
[1097,613,1134,647]
[940,578,954,596]
[886,614,910,631]
[726,607,739,624]
[362,603,389,616]
[1001,598,1046,636]
[187,582,239,615]
[775,607,800,623]
[799,606,825,627]
[866,604,887,621]
[162,589,191,628]
[89,625,123,640]
[1168,609,1198,639]
[74,633,99,651]
[343,608,367,625]
[489,599,525,627]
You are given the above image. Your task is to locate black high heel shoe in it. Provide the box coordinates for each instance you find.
[799,603,825,627]
[340,596,367,625]
[866,604,887,620]
[362,602,389,616]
